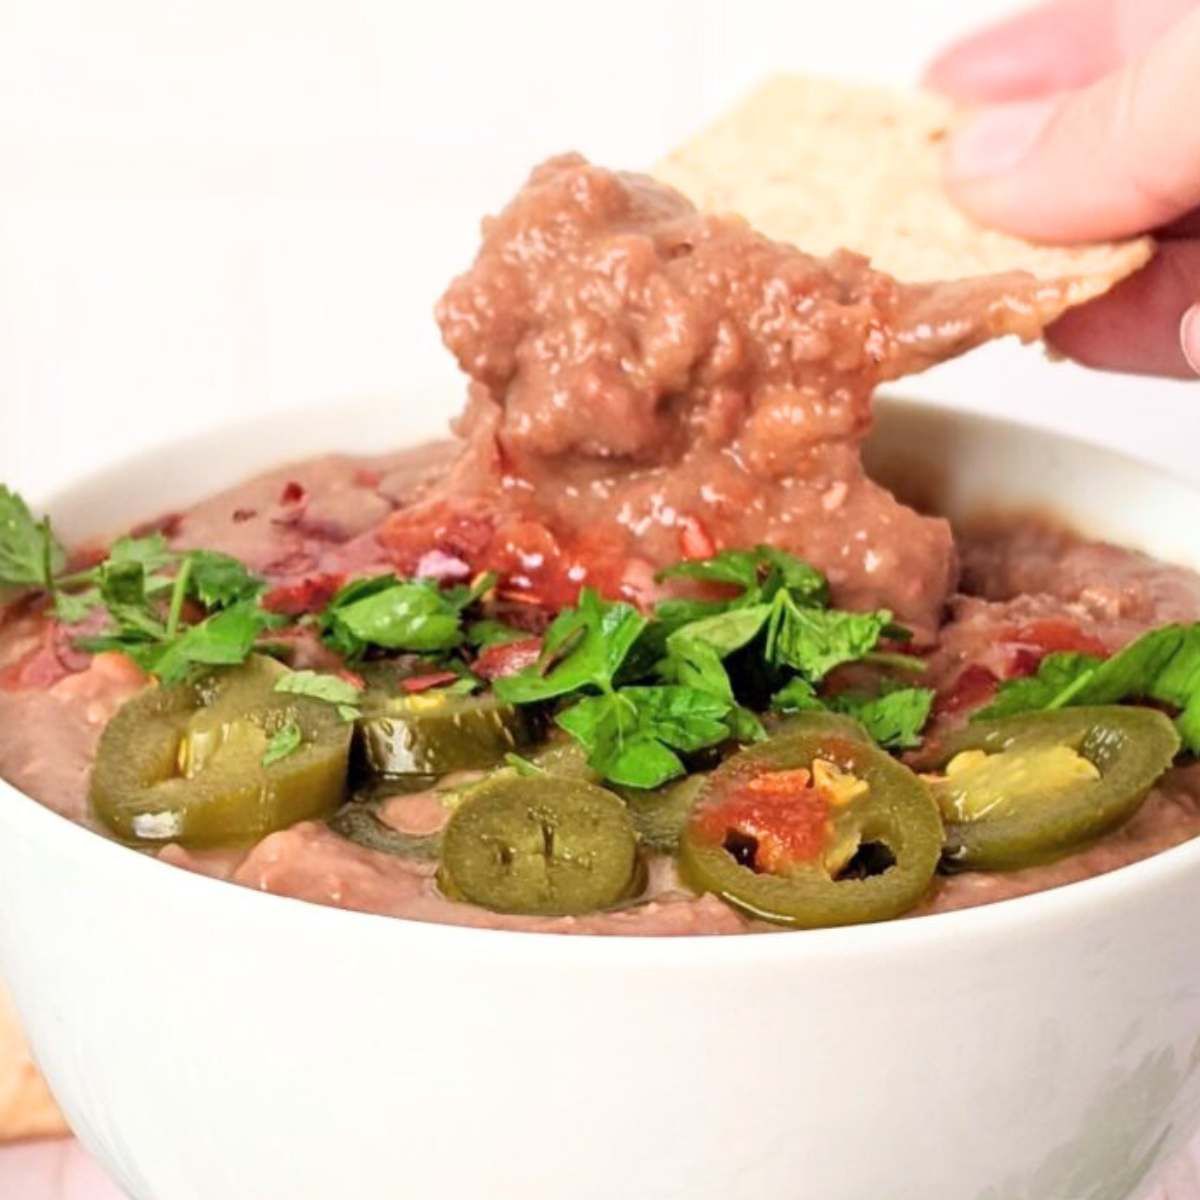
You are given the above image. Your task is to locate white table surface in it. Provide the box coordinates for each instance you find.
[0,1,1197,1195]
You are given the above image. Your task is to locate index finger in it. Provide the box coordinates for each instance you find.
[925,0,1200,103]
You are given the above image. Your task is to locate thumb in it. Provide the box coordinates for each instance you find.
[943,5,1200,241]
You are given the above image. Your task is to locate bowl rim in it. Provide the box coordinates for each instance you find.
[3,393,1200,963]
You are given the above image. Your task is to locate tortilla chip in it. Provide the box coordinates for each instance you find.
[0,983,67,1142]
[655,75,1152,308]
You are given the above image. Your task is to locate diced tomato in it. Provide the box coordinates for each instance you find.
[677,514,716,561]
[262,573,345,616]
[938,663,999,715]
[401,671,461,694]
[694,768,830,873]
[1015,619,1108,659]
[473,637,543,681]
[557,525,637,605]
[377,502,495,577]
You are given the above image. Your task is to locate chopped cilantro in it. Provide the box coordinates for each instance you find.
[0,485,65,591]
[262,721,303,767]
[320,574,468,658]
[557,685,732,789]
[467,618,529,648]
[977,623,1200,752]
[830,686,935,750]
[766,594,891,681]
[494,589,647,704]
[185,550,263,609]
[274,670,363,721]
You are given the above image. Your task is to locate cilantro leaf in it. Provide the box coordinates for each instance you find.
[186,550,263,609]
[467,618,530,648]
[262,721,303,767]
[830,686,935,749]
[666,604,771,660]
[657,546,827,607]
[770,676,826,713]
[494,589,646,704]
[556,685,731,788]
[99,559,150,608]
[766,595,890,681]
[975,652,1103,720]
[503,751,545,776]
[443,571,498,612]
[105,533,176,575]
[53,587,103,624]
[274,669,363,720]
[0,485,65,590]
[149,601,275,683]
[976,623,1200,752]
[321,575,464,657]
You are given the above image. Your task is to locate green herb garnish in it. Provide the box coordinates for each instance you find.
[274,669,363,721]
[262,721,303,767]
[0,485,65,592]
[977,623,1200,752]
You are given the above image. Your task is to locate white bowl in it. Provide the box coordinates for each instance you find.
[3,396,1200,1200]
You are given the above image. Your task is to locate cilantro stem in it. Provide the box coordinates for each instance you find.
[165,556,193,639]
[863,652,927,675]
[40,519,57,595]
[1046,669,1097,711]
[54,570,92,589]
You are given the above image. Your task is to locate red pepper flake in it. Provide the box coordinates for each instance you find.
[473,637,543,681]
[337,668,366,691]
[401,671,460,694]
[678,514,716,561]
[232,507,258,524]
[261,573,345,616]
[694,767,830,873]
[280,480,307,505]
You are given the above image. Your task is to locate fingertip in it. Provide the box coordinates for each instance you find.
[1044,244,1200,379]
[1183,305,1200,375]
[923,0,1117,103]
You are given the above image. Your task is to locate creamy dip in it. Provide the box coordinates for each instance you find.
[1,156,1192,937]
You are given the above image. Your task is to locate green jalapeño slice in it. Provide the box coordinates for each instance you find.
[91,655,351,846]
[923,705,1179,871]
[439,771,639,916]
[680,719,943,928]
[356,690,533,780]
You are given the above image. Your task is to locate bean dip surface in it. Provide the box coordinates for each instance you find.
[1,155,1195,939]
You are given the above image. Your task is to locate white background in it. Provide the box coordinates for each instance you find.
[0,0,1195,498]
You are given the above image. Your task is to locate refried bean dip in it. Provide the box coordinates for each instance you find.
[1,155,1197,940]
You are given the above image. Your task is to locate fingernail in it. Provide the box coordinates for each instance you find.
[947,97,1057,180]
[1183,305,1200,376]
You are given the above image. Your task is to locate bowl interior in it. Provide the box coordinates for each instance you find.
[41,393,1200,579]
[8,390,1200,961]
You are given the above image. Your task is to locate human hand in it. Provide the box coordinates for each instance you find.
[0,1139,123,1199]
[926,0,1200,377]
